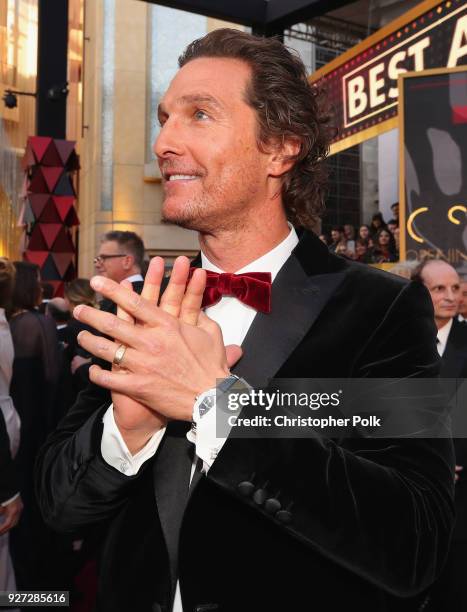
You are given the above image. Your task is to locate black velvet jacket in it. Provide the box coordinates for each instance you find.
[35,231,455,612]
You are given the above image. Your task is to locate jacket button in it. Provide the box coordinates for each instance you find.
[237,481,254,496]
[253,488,267,505]
[264,498,281,514]
[276,510,292,524]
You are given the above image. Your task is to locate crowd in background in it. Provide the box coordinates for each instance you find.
[320,202,400,264]
[0,259,99,610]
[0,230,146,611]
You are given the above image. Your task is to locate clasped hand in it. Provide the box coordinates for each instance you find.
[74,257,242,453]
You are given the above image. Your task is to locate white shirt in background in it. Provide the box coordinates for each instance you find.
[436,318,453,357]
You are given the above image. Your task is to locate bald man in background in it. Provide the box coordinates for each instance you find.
[412,257,467,611]
[412,258,467,378]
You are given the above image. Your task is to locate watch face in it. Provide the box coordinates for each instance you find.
[199,394,216,418]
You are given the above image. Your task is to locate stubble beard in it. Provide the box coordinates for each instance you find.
[162,193,214,232]
[162,153,267,239]
[162,184,256,235]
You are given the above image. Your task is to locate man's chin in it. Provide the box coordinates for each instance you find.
[161,201,205,231]
[162,210,198,230]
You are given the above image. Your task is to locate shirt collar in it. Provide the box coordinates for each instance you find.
[201,224,299,282]
[124,273,143,283]
[437,318,453,355]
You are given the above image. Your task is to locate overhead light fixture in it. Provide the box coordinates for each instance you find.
[2,89,37,109]
[2,83,68,109]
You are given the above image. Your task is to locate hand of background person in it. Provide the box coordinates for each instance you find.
[0,495,23,536]
[74,257,242,453]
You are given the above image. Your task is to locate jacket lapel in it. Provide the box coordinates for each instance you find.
[152,421,192,591]
[154,232,347,575]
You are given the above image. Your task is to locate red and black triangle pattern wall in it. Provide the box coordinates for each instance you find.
[20,137,80,297]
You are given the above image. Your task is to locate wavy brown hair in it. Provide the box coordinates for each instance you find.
[11,261,41,312]
[178,29,333,229]
[64,278,97,309]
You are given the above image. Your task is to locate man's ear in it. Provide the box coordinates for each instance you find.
[123,254,133,271]
[268,137,301,177]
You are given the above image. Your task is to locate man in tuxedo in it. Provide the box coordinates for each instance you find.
[67,230,146,381]
[59,231,146,441]
[412,257,467,610]
[411,257,467,379]
[36,30,454,612]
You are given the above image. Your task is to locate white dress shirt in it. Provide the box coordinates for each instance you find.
[0,308,21,507]
[124,273,144,284]
[100,225,299,611]
[436,318,453,357]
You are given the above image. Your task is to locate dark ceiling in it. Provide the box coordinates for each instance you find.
[141,0,356,32]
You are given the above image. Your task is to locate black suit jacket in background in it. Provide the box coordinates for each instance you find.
[35,234,454,612]
[440,318,467,539]
[440,318,467,379]
[425,316,467,611]
[439,317,467,522]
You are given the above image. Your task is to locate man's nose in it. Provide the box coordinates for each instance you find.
[446,288,457,301]
[153,118,184,161]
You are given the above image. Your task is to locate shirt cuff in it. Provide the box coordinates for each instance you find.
[187,388,228,473]
[1,492,20,507]
[101,405,166,476]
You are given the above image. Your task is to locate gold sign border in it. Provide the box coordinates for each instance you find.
[307,0,457,155]
[310,0,444,82]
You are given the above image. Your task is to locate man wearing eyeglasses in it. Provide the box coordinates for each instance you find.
[63,231,146,423]
[93,231,145,312]
[95,230,145,288]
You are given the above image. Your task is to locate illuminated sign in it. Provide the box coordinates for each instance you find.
[311,0,467,153]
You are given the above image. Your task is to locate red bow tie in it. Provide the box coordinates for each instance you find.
[189,268,272,313]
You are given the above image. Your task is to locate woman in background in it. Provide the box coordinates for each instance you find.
[8,261,63,591]
[0,258,22,599]
[358,224,371,242]
[371,228,398,263]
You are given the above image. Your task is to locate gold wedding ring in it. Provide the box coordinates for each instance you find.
[113,344,127,367]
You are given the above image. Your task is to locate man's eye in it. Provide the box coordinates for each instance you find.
[194,110,209,120]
